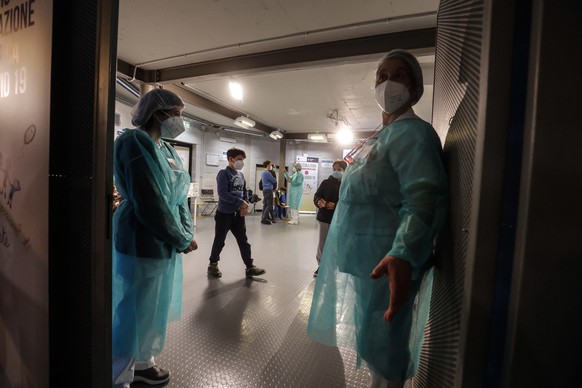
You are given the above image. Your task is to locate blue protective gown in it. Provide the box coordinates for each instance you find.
[307,111,448,381]
[112,128,194,361]
[286,171,304,209]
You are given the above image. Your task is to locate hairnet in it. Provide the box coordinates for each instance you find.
[293,162,302,171]
[380,49,424,104]
[131,88,185,127]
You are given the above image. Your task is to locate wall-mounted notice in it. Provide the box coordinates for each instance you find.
[0,0,52,386]
[206,153,219,166]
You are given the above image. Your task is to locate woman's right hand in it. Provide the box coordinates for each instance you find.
[370,256,412,322]
[182,240,198,254]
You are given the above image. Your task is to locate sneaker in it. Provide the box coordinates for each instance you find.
[207,262,222,278]
[314,267,319,277]
[133,365,170,385]
[245,265,266,278]
[261,220,271,225]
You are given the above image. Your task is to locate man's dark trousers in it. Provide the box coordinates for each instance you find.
[261,189,274,221]
[209,211,252,267]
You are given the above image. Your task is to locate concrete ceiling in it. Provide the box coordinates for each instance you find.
[116,0,439,140]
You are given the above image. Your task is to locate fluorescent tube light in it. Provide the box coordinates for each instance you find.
[223,127,265,137]
[307,133,327,142]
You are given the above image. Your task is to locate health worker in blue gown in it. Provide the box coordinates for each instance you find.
[284,162,304,225]
[307,49,448,388]
[112,88,198,388]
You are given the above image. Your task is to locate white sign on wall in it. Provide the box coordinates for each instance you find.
[296,156,318,212]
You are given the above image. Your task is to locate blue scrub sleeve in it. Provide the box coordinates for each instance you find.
[385,125,448,276]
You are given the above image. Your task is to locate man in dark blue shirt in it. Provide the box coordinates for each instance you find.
[207,148,266,278]
[260,160,278,224]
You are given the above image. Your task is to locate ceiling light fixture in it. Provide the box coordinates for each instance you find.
[336,127,354,145]
[229,81,243,101]
[307,133,328,142]
[219,136,236,143]
[233,116,255,129]
[269,130,283,140]
[223,127,265,137]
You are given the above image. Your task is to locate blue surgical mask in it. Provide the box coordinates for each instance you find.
[332,171,343,180]
[161,113,186,138]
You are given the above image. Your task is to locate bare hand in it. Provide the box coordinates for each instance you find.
[370,256,412,322]
[316,199,326,208]
[325,201,336,210]
[182,240,198,254]
[239,201,249,217]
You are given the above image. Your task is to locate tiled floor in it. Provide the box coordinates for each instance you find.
[132,213,371,388]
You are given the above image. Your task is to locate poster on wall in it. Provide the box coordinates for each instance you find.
[0,0,52,386]
[295,156,318,212]
[173,144,191,175]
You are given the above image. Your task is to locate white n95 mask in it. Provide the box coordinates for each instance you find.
[233,160,244,170]
[374,79,410,114]
[161,115,186,138]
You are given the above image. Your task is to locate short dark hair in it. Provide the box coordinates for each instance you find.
[333,160,347,170]
[263,160,272,168]
[227,148,246,159]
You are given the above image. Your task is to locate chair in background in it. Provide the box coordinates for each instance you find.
[247,189,262,214]
[199,189,218,216]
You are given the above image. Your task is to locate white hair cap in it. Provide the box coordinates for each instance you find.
[131,88,184,127]
[380,49,424,104]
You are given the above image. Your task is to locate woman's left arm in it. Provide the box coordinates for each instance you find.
[386,124,448,278]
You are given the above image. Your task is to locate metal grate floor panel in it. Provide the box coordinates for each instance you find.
[131,214,372,388]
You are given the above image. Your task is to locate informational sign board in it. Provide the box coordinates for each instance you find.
[173,144,191,175]
[0,0,53,386]
[206,153,219,166]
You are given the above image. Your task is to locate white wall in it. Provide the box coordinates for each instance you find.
[114,101,347,196]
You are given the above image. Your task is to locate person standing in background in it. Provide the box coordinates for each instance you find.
[207,148,267,279]
[269,163,278,221]
[112,88,198,388]
[284,162,304,225]
[260,160,277,225]
[312,159,347,277]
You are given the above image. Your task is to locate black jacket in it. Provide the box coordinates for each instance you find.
[313,175,341,224]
